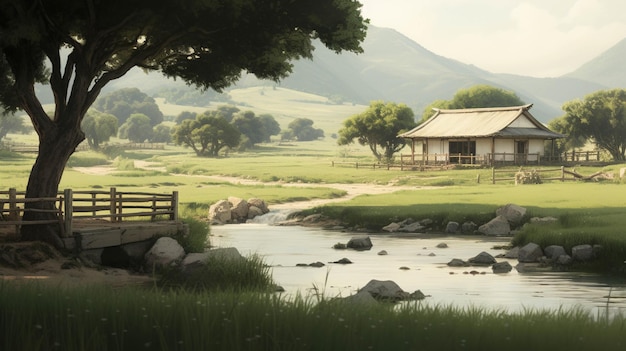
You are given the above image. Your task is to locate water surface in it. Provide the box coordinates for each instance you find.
[211,222,626,317]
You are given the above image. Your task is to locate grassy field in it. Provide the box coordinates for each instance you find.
[2,282,625,351]
[3,124,626,349]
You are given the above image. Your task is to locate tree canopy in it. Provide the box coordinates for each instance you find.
[0,0,367,245]
[283,118,324,141]
[118,113,153,143]
[338,101,415,162]
[94,88,163,126]
[231,110,281,145]
[554,89,626,161]
[421,85,525,121]
[81,110,118,149]
[171,112,240,157]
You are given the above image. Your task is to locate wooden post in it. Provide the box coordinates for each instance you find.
[151,196,157,221]
[91,192,97,217]
[8,188,17,220]
[9,188,18,234]
[110,187,117,222]
[171,191,179,221]
[117,192,123,222]
[492,167,496,184]
[561,166,565,182]
[331,161,334,167]
[64,189,73,237]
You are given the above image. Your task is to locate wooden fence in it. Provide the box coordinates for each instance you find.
[0,188,178,238]
[490,166,594,184]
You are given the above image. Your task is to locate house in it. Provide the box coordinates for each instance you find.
[398,104,564,166]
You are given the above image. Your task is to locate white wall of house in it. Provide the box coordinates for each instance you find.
[415,137,546,162]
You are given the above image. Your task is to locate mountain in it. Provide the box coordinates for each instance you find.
[564,37,626,88]
[97,25,626,123]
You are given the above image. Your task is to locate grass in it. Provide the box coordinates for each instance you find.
[1,282,624,351]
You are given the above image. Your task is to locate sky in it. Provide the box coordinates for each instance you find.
[358,0,626,77]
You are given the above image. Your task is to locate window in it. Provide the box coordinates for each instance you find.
[449,140,476,164]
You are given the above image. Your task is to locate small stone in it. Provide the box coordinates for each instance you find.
[378,250,388,256]
[436,243,448,248]
[399,266,410,270]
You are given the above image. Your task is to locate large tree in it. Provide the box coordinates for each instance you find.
[171,112,240,157]
[558,89,626,161]
[0,1,366,245]
[94,88,163,126]
[421,85,525,121]
[338,101,415,162]
[81,110,118,149]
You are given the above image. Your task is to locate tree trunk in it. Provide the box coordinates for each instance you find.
[20,125,84,248]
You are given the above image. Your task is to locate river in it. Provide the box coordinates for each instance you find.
[211,219,626,318]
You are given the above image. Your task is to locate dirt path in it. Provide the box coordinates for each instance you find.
[72,163,437,211]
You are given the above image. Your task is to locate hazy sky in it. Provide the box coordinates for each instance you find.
[358,0,626,77]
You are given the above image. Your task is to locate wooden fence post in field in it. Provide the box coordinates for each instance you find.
[492,168,496,184]
[151,196,157,221]
[172,191,179,221]
[64,189,73,237]
[561,166,565,182]
[8,188,17,220]
[109,187,117,222]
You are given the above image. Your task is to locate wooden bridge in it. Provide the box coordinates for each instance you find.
[0,188,186,251]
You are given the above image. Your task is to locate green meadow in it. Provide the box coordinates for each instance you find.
[2,93,626,349]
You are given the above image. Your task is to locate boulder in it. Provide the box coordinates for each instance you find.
[544,245,566,260]
[332,258,353,264]
[468,251,496,265]
[620,167,626,179]
[359,279,409,301]
[495,204,526,226]
[445,221,459,233]
[398,222,425,233]
[556,254,573,266]
[341,291,379,305]
[492,261,513,274]
[378,250,388,256]
[228,197,249,222]
[144,237,185,271]
[572,244,593,261]
[208,200,232,224]
[504,246,519,259]
[436,243,448,249]
[382,222,401,232]
[477,216,511,236]
[347,236,373,250]
[447,258,469,267]
[461,221,477,233]
[248,198,270,214]
[518,243,543,263]
[247,206,265,219]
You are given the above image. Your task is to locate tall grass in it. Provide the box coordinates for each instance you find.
[1,283,624,351]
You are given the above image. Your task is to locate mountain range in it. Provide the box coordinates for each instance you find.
[108,25,625,124]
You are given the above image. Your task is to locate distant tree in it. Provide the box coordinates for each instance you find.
[338,101,416,162]
[81,110,118,149]
[421,85,525,121]
[231,110,281,145]
[558,89,626,161]
[0,0,366,245]
[175,111,197,125]
[151,123,171,143]
[0,110,30,143]
[118,114,153,143]
[284,118,324,141]
[258,114,281,142]
[215,105,241,122]
[171,112,241,157]
[94,88,164,126]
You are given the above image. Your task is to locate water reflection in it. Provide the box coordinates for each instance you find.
[210,223,626,318]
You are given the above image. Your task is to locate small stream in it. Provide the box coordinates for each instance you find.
[211,217,626,318]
